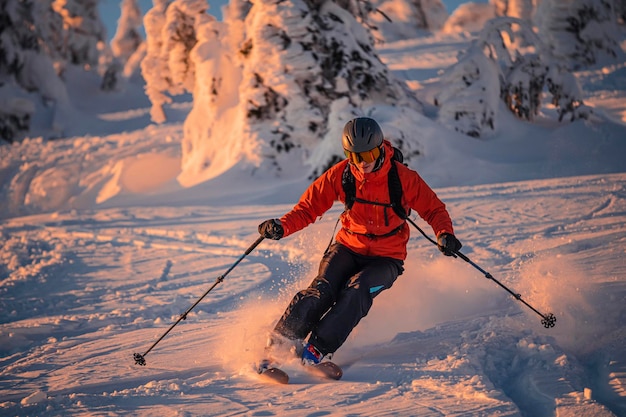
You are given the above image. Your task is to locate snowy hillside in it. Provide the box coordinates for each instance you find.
[1,11,626,417]
[1,173,625,416]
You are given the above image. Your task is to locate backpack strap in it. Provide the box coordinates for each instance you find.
[388,160,408,220]
[342,162,357,211]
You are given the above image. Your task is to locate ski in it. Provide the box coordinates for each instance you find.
[259,366,290,384]
[257,359,342,383]
[305,361,343,380]
[257,359,289,384]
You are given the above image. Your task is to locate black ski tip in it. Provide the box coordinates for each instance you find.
[541,313,557,328]
[133,352,146,366]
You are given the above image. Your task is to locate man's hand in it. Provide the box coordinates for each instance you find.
[258,219,284,240]
[437,233,462,256]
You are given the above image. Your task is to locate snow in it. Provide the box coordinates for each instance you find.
[2,20,626,417]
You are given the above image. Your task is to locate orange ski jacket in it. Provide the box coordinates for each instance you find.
[280,141,454,260]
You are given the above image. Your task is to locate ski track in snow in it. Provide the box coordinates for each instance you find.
[1,173,625,416]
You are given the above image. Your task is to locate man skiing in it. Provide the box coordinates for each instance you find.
[258,117,462,373]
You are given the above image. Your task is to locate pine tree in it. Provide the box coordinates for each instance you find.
[367,0,449,41]
[491,0,535,20]
[442,2,496,33]
[51,0,107,69]
[535,0,623,70]
[0,0,38,77]
[141,0,205,123]
[0,0,45,141]
[111,0,143,64]
[436,16,593,137]
[1,0,109,141]
[251,0,422,173]
[103,0,144,90]
[174,0,423,186]
[503,52,545,120]
[30,1,66,71]
[435,47,499,138]
[545,66,592,122]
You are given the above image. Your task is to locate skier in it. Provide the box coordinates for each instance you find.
[258,117,462,370]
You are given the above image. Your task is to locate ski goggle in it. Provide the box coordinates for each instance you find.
[344,146,381,164]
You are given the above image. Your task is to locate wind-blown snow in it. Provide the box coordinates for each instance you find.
[1,24,626,417]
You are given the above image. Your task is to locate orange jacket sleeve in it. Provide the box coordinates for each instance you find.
[398,164,454,238]
[279,164,342,237]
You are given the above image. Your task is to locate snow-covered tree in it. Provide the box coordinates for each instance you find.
[435,48,500,138]
[111,0,143,64]
[141,0,205,123]
[502,52,545,120]
[490,18,593,122]
[442,2,496,33]
[103,0,145,90]
[30,1,66,71]
[535,0,624,70]
[491,0,535,20]
[1,0,34,141]
[490,0,537,47]
[545,66,592,122]
[141,0,169,123]
[436,16,593,137]
[50,0,107,70]
[0,0,111,141]
[0,0,68,142]
[1,0,37,81]
[174,0,423,186]
[367,0,449,41]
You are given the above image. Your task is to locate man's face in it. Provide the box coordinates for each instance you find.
[353,159,376,174]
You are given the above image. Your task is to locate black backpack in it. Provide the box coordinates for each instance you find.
[341,146,408,223]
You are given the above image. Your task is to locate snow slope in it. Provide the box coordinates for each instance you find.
[1,174,625,416]
[1,31,626,416]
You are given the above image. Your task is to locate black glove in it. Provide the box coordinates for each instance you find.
[258,219,284,240]
[437,233,462,256]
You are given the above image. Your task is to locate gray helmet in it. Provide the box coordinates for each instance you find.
[342,117,384,152]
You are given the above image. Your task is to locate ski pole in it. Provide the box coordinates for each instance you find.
[406,218,556,329]
[133,235,265,366]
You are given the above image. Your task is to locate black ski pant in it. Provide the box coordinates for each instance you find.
[274,243,404,356]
